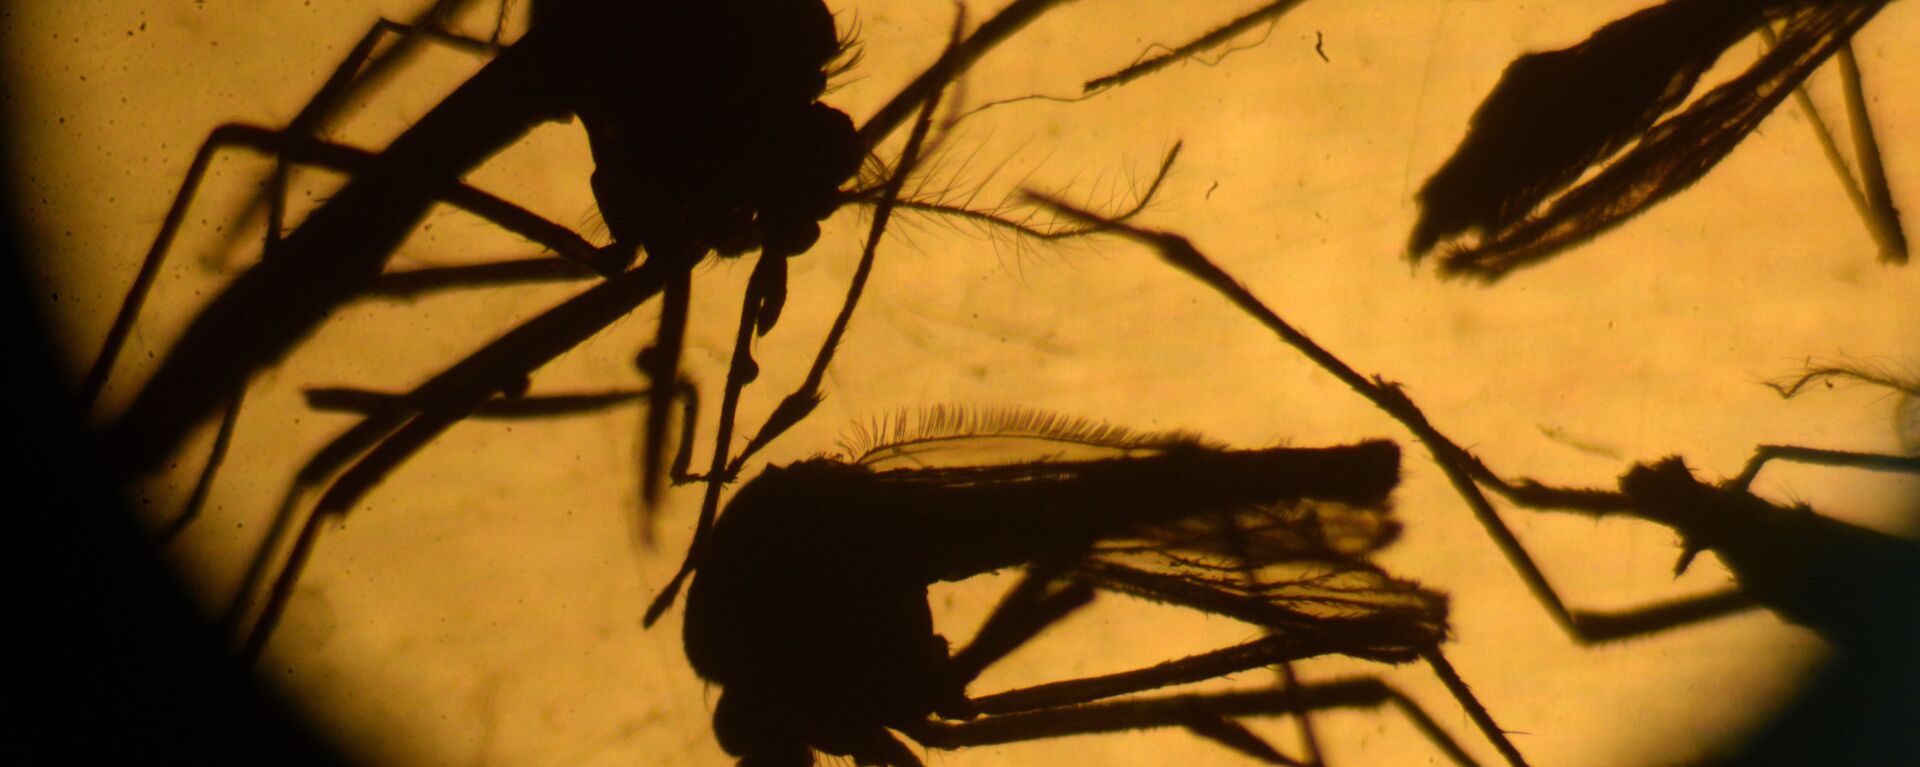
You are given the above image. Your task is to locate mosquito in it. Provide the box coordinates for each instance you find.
[1459,444,1920,650]
[77,0,1247,662]
[1039,195,1920,635]
[1032,199,1919,761]
[682,407,1528,767]
[86,0,886,529]
[1408,0,1907,279]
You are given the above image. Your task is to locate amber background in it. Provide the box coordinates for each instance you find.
[6,1,1918,765]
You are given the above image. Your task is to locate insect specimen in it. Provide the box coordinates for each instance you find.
[1474,446,1920,647]
[1433,380,1920,765]
[84,0,875,511]
[1032,196,1919,764]
[683,409,1525,766]
[1043,197,1920,636]
[1409,0,1908,279]
[69,0,1230,663]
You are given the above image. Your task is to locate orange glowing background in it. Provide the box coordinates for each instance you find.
[5,1,1918,765]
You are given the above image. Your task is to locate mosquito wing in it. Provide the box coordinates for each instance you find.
[1411,0,1886,280]
[806,408,1406,584]
[822,409,1442,658]
[1074,497,1448,665]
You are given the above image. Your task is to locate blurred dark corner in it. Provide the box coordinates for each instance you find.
[1721,649,1920,767]
[0,82,349,766]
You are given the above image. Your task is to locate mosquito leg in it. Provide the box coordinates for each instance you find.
[724,127,1182,478]
[229,384,687,646]
[240,126,606,266]
[308,259,674,515]
[1421,649,1526,767]
[858,0,1067,148]
[1025,203,1773,649]
[166,42,378,537]
[1835,41,1908,263]
[1757,26,1907,263]
[1730,445,1920,491]
[943,565,1098,705]
[158,0,491,542]
[108,125,606,544]
[81,124,603,414]
[634,265,693,538]
[643,71,949,626]
[104,23,594,486]
[726,15,972,475]
[292,339,687,492]
[282,1,514,144]
[364,258,602,297]
[1557,589,1761,642]
[158,371,248,544]
[1470,439,1920,643]
[1444,454,1774,638]
[1028,200,1781,652]
[968,630,1419,719]
[233,258,675,658]
[303,386,651,419]
[1025,203,1589,641]
[175,269,608,552]
[1757,24,1876,252]
[1219,512,1324,767]
[1055,200,1904,650]
[234,1,517,267]
[1271,663,1323,767]
[641,248,790,563]
[911,678,1491,767]
[238,490,333,663]
[662,376,702,486]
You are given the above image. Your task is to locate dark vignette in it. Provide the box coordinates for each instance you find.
[0,19,350,766]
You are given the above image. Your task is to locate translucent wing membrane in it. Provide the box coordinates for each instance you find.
[1080,481,1444,661]
[1075,555,1447,664]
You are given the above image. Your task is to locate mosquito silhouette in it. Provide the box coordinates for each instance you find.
[1036,198,1920,648]
[88,0,874,524]
[83,0,1310,666]
[77,0,994,657]
[682,408,1528,767]
[1408,0,1907,279]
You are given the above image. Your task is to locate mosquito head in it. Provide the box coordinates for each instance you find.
[550,0,865,263]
